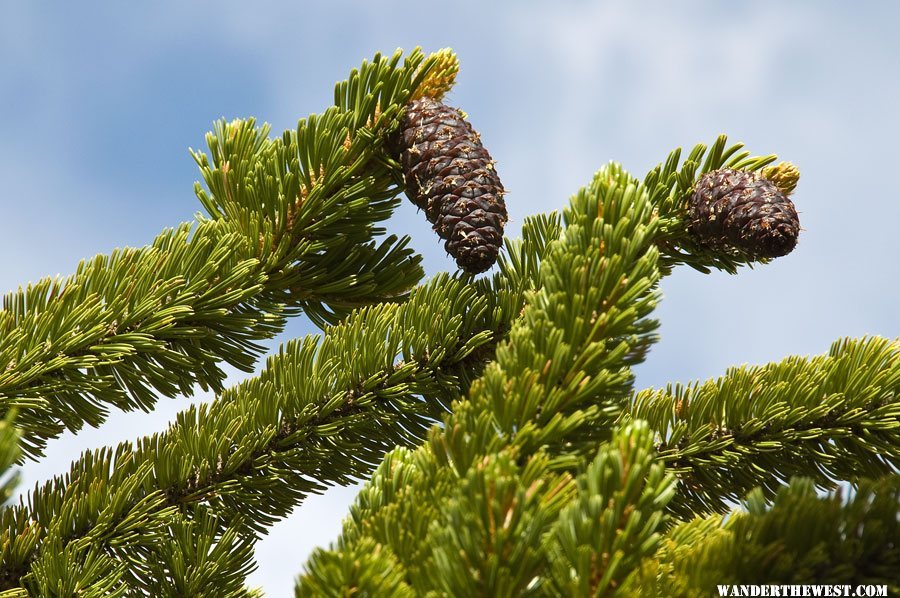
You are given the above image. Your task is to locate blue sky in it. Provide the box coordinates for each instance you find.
[2,1,898,594]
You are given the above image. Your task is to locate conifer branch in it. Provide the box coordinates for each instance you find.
[0,49,444,461]
[542,421,676,596]
[0,202,564,590]
[0,272,516,590]
[297,537,414,597]
[312,163,666,589]
[296,451,574,596]
[0,414,19,506]
[429,163,662,475]
[3,506,260,597]
[627,336,900,517]
[1,220,287,462]
[121,509,260,598]
[0,76,816,593]
[4,36,877,595]
[644,135,781,274]
[624,476,900,595]
[411,450,570,596]
[300,137,803,590]
[298,423,674,595]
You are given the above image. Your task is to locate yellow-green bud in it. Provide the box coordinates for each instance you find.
[762,161,800,195]
[412,48,459,102]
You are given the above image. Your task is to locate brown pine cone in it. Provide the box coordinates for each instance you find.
[397,97,507,274]
[689,168,800,259]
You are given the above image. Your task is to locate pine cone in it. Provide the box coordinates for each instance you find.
[397,97,507,274]
[689,168,800,259]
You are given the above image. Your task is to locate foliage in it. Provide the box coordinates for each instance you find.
[0,48,896,596]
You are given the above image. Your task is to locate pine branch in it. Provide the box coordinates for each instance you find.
[1,220,285,462]
[0,203,564,590]
[302,135,798,589]
[23,541,128,598]
[0,271,517,591]
[430,163,662,475]
[122,508,258,598]
[0,49,441,461]
[624,476,900,596]
[0,414,19,506]
[626,336,900,517]
[1,458,179,596]
[0,114,801,591]
[5,506,259,597]
[298,423,673,596]
[425,451,572,596]
[644,135,780,275]
[542,421,676,597]
[297,537,415,598]
[311,162,665,589]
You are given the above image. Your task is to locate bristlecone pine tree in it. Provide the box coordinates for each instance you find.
[0,49,897,597]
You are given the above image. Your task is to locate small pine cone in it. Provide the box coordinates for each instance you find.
[689,168,800,259]
[397,97,507,273]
